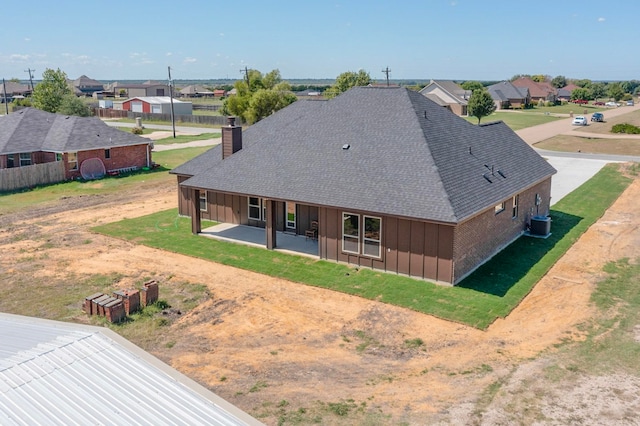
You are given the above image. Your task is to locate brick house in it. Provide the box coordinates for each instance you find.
[172,87,556,285]
[487,81,531,109]
[0,107,152,180]
[419,80,471,116]
[512,77,557,103]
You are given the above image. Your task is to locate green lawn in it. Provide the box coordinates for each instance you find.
[465,112,561,130]
[92,164,631,329]
[153,132,220,145]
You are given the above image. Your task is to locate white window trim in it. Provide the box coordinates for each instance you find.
[199,191,208,212]
[494,202,505,214]
[512,195,519,219]
[248,197,265,221]
[68,152,78,170]
[342,212,360,255]
[362,215,382,259]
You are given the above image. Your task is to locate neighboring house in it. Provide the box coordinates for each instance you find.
[114,96,193,115]
[512,77,557,103]
[180,85,214,98]
[0,313,260,425]
[0,107,152,180]
[213,89,227,97]
[172,87,556,285]
[71,75,104,95]
[105,82,171,98]
[557,83,580,101]
[487,81,530,109]
[0,81,32,99]
[419,80,471,116]
[294,89,324,99]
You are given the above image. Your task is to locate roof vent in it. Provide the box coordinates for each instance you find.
[342,144,350,150]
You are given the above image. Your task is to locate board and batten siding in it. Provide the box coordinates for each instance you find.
[319,207,454,283]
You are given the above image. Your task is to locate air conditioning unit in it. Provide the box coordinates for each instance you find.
[530,216,551,237]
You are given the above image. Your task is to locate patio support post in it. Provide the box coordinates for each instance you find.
[191,189,201,235]
[265,199,277,249]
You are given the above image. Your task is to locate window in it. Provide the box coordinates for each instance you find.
[342,213,382,258]
[286,203,296,230]
[6,154,14,168]
[199,191,207,212]
[248,197,266,221]
[494,202,505,214]
[56,153,63,162]
[104,149,111,159]
[68,152,78,170]
[342,213,360,254]
[512,195,519,218]
[363,216,381,257]
[19,153,31,167]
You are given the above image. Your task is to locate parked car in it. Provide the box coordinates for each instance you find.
[605,101,619,107]
[593,101,605,106]
[572,99,589,104]
[627,100,634,106]
[572,116,588,126]
[591,112,604,122]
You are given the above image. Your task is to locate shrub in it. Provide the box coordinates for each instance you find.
[611,123,640,134]
[545,101,554,107]
[537,99,544,107]
[131,127,144,135]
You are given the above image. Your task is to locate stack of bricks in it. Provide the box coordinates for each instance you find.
[113,289,141,315]
[84,281,159,323]
[140,280,159,306]
[84,293,125,323]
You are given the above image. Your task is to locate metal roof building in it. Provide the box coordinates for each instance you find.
[0,313,261,426]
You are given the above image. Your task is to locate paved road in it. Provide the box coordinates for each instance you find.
[516,102,640,144]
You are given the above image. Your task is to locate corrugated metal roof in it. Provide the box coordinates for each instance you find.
[0,313,262,426]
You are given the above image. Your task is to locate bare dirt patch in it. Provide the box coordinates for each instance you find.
[0,173,639,424]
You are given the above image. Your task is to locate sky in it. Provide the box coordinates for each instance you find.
[2,0,637,83]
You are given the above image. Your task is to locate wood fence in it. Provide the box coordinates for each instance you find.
[0,162,66,192]
[92,108,239,126]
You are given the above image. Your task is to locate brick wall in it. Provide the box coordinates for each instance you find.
[66,145,150,179]
[452,178,552,283]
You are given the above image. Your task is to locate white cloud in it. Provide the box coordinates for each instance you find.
[24,38,30,42]
[183,57,197,63]
[219,33,224,37]
[598,17,605,22]
[166,52,173,56]
[9,54,30,61]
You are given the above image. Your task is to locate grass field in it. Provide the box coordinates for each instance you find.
[465,111,561,130]
[93,164,631,329]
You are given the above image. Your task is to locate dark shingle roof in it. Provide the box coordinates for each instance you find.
[487,81,529,101]
[177,87,555,224]
[0,108,151,155]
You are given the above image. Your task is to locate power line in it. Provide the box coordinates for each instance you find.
[240,66,249,87]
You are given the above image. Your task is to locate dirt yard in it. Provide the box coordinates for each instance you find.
[1,169,639,425]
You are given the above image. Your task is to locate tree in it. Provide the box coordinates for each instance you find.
[607,82,624,101]
[572,79,592,88]
[467,89,496,124]
[551,75,567,88]
[58,94,92,117]
[324,70,371,99]
[571,87,593,101]
[460,81,484,92]
[591,82,607,101]
[221,68,296,124]
[31,68,72,113]
[531,74,547,83]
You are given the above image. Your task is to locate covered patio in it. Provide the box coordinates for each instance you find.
[200,223,319,258]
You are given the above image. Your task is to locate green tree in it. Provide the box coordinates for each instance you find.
[467,89,496,124]
[621,80,640,95]
[9,78,21,83]
[58,94,92,117]
[607,82,624,101]
[591,82,607,101]
[571,87,593,101]
[324,70,371,99]
[460,81,484,92]
[531,74,547,83]
[572,79,592,88]
[31,68,72,113]
[221,68,296,124]
[551,75,567,88]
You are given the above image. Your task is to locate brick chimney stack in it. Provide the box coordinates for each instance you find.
[221,116,242,159]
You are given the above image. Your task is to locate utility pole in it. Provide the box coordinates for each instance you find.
[240,66,250,87]
[168,66,176,138]
[24,68,36,92]
[2,79,9,114]
[382,67,391,87]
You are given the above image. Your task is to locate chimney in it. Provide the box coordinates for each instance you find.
[221,116,242,159]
